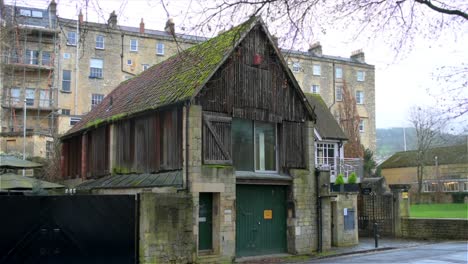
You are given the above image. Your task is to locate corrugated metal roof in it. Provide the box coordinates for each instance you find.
[0,173,64,190]
[76,170,183,190]
[305,93,347,141]
[0,155,43,168]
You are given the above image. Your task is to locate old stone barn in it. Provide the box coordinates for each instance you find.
[61,17,323,263]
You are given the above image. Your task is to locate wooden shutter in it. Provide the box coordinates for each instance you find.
[282,121,306,169]
[203,113,232,165]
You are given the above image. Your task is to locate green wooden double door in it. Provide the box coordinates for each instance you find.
[236,185,287,257]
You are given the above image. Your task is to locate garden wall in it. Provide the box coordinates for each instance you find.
[401,218,468,240]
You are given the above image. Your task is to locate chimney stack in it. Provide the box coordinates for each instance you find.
[108,11,117,28]
[165,18,175,36]
[78,10,83,25]
[139,18,145,34]
[351,49,365,63]
[308,42,322,56]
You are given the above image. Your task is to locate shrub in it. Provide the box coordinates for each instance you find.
[335,174,345,185]
[348,172,357,184]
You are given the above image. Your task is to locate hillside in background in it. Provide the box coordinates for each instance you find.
[376,127,467,162]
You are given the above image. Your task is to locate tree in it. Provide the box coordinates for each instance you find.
[338,81,364,159]
[180,0,467,117]
[408,105,448,202]
[363,148,377,178]
[183,0,467,52]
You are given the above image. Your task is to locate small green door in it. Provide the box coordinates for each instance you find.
[236,185,287,256]
[198,193,213,250]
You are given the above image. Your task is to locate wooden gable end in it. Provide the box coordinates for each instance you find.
[196,25,310,170]
[195,25,309,123]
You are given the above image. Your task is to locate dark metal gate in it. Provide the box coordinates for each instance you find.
[358,193,394,237]
[0,195,137,264]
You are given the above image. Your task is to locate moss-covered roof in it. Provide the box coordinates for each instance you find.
[305,93,347,141]
[380,144,468,169]
[64,17,258,137]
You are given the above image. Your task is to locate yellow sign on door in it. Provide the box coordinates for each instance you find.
[264,210,272,219]
[402,192,409,199]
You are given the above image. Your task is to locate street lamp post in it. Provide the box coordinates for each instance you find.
[23,99,26,177]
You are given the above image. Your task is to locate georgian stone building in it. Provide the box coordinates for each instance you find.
[0,1,376,158]
[286,44,376,152]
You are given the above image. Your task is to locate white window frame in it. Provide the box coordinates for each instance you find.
[67,32,77,46]
[62,70,72,92]
[311,84,320,94]
[91,93,104,108]
[127,59,133,65]
[253,121,278,173]
[25,88,35,106]
[356,90,364,104]
[423,182,438,192]
[357,71,365,82]
[70,117,81,126]
[442,181,459,192]
[464,182,468,192]
[315,142,338,177]
[336,85,343,101]
[313,64,321,76]
[42,51,51,66]
[39,89,50,108]
[359,120,364,133]
[130,39,138,51]
[336,67,343,79]
[96,35,105,49]
[142,64,150,71]
[20,9,31,16]
[89,58,103,78]
[10,88,21,105]
[292,62,301,73]
[156,43,165,55]
[32,10,43,18]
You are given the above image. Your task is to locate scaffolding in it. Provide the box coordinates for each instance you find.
[0,4,58,156]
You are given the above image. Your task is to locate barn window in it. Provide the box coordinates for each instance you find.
[232,118,277,172]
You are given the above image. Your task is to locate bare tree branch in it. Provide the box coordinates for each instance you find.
[415,0,468,20]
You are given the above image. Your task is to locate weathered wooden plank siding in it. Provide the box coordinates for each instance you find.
[196,26,308,123]
[62,136,82,179]
[86,126,109,177]
[112,108,182,174]
[196,26,308,169]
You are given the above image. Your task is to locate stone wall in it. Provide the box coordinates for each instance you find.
[139,192,194,264]
[186,105,236,262]
[287,121,317,254]
[331,193,359,246]
[401,218,468,240]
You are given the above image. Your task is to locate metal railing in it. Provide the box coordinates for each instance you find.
[2,96,54,109]
[316,157,363,182]
[1,54,54,68]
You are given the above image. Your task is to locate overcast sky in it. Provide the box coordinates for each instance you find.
[8,0,468,129]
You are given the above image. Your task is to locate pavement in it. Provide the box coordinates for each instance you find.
[236,237,439,263]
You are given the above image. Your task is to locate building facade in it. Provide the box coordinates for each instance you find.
[381,144,468,203]
[286,44,376,152]
[60,18,328,262]
[0,2,376,159]
[0,2,58,158]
